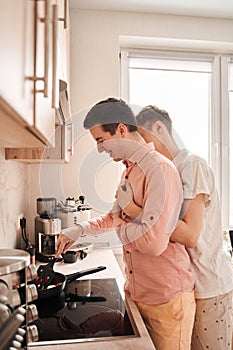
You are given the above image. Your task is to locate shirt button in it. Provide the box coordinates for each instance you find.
[129,270,133,274]
[150,216,154,220]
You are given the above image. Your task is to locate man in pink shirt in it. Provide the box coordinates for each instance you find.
[56,98,195,349]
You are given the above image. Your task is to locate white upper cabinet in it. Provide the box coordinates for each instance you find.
[0,0,69,148]
[0,1,34,126]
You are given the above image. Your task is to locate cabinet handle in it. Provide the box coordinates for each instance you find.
[58,0,68,29]
[52,4,58,108]
[43,0,49,97]
[67,123,73,156]
[26,0,49,98]
[37,0,49,97]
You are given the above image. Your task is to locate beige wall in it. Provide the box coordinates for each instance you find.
[70,9,233,113]
[1,8,233,248]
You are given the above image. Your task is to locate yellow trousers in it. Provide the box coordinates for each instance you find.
[137,291,196,350]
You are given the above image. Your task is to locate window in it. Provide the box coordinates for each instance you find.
[120,47,233,228]
[127,53,211,161]
[229,60,233,227]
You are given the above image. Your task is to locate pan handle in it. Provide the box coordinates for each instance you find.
[66,266,106,283]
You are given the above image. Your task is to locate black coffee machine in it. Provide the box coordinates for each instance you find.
[35,198,61,262]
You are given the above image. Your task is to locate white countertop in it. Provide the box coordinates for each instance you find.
[28,248,155,350]
[53,248,124,280]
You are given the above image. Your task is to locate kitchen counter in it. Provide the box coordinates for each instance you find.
[28,248,155,350]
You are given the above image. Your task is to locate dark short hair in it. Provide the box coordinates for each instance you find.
[136,105,172,134]
[83,97,137,135]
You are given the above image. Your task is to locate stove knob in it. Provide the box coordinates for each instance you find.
[26,284,38,302]
[12,284,38,306]
[11,339,21,349]
[17,306,26,316]
[0,295,8,304]
[27,304,38,323]
[14,333,24,343]
[27,264,37,281]
[0,302,11,327]
[27,324,39,343]
[0,307,26,349]
[17,327,26,337]
[11,289,21,307]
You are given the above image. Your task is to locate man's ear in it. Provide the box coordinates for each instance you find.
[118,123,127,137]
[153,120,164,134]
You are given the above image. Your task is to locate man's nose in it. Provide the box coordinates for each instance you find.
[97,142,104,153]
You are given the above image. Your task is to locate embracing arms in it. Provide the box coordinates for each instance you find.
[170,194,205,248]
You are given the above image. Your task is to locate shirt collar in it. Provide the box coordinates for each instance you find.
[124,142,155,166]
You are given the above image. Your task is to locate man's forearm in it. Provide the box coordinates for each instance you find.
[171,220,199,248]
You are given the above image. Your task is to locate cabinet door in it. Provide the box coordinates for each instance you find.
[34,0,57,146]
[56,0,70,86]
[0,0,34,126]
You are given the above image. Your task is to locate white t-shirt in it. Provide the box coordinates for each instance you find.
[173,149,233,298]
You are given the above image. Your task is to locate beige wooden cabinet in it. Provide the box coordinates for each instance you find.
[0,0,59,147]
[5,123,73,163]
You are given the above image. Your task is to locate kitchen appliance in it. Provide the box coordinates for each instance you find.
[0,249,34,350]
[61,242,94,262]
[35,198,61,262]
[57,195,92,229]
[28,278,136,346]
[0,250,117,348]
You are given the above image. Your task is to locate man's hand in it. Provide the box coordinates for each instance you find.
[55,233,75,257]
[111,200,121,214]
[116,181,133,210]
[55,225,83,257]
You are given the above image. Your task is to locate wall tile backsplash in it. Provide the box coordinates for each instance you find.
[0,148,29,249]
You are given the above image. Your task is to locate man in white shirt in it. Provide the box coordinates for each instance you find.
[135,105,233,350]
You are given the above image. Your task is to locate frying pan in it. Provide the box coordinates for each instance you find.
[30,265,106,299]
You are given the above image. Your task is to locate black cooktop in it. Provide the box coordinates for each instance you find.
[32,278,136,345]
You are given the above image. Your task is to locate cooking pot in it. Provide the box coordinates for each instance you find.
[30,265,106,300]
[62,250,87,263]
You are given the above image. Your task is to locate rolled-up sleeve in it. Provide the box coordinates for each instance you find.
[76,212,115,237]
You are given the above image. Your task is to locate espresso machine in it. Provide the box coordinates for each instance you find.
[35,198,61,262]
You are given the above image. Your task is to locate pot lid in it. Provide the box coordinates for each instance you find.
[0,249,30,275]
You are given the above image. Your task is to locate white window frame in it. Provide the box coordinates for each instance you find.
[119,37,233,228]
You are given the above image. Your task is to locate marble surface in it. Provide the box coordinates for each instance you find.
[0,148,29,249]
[28,249,156,350]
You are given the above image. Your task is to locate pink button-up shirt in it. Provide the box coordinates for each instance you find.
[79,143,194,305]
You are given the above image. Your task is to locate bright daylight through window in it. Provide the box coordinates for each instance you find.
[121,49,233,228]
[229,61,233,228]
